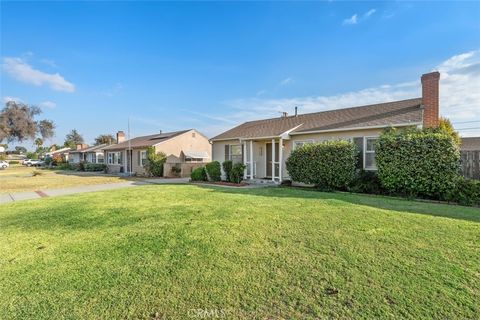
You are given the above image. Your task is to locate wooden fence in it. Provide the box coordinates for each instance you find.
[460,151,480,180]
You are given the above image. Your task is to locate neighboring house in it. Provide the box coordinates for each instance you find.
[68,144,107,164]
[460,137,480,180]
[211,72,441,183]
[45,147,72,162]
[103,129,211,175]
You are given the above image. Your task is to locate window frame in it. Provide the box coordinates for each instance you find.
[140,150,147,167]
[293,139,314,150]
[363,136,379,170]
[107,151,122,165]
[228,144,243,164]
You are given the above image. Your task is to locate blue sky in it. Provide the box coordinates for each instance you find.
[1,1,479,148]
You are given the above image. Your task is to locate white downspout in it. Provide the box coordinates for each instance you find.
[271,138,275,182]
[250,140,254,179]
[279,137,283,182]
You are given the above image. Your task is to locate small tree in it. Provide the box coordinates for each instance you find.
[15,146,27,154]
[94,134,116,145]
[64,129,84,148]
[144,147,166,177]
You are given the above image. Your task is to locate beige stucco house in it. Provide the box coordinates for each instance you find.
[103,129,211,176]
[211,72,441,183]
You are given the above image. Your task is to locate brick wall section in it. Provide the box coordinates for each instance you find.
[421,71,440,127]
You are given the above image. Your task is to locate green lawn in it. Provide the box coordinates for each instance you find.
[0,185,478,319]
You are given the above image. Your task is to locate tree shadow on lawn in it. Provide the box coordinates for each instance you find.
[196,185,480,223]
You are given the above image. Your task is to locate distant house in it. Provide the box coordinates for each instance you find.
[45,147,72,162]
[211,72,441,183]
[68,144,107,164]
[103,129,211,176]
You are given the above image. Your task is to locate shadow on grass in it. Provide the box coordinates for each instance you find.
[195,185,480,223]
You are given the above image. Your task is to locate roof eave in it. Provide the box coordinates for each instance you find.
[289,122,422,135]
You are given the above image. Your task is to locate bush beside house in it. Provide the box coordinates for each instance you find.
[229,163,246,184]
[222,160,233,182]
[376,128,460,199]
[286,140,357,190]
[191,166,207,181]
[144,147,166,177]
[205,161,221,181]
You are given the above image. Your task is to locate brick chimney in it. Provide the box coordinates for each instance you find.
[421,71,440,127]
[76,143,88,150]
[116,131,125,143]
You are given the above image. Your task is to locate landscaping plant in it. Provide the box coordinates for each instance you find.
[286,140,357,190]
[190,166,207,181]
[376,128,460,199]
[144,147,166,177]
[205,161,221,181]
[222,160,233,182]
[229,163,246,184]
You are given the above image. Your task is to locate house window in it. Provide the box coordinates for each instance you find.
[293,140,314,150]
[140,150,147,166]
[97,154,104,164]
[91,153,96,163]
[230,145,243,163]
[186,157,203,163]
[364,137,378,170]
[107,152,122,165]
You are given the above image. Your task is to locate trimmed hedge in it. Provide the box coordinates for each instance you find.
[205,161,221,181]
[445,178,480,206]
[191,166,207,181]
[222,160,233,182]
[286,140,357,190]
[230,163,246,184]
[376,129,460,198]
[84,163,106,172]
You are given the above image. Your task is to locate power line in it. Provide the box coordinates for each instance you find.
[455,127,480,131]
[452,120,480,124]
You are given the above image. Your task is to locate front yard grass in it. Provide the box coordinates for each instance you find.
[0,185,478,319]
[0,165,133,193]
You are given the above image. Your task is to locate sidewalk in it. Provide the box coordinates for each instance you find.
[0,178,189,204]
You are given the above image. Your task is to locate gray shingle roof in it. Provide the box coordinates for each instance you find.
[211,98,423,140]
[103,130,190,150]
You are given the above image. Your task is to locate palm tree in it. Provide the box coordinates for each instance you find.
[34,137,43,148]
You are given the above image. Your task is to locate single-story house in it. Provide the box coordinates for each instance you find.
[211,72,441,183]
[460,137,480,180]
[103,129,211,175]
[68,144,107,164]
[45,147,72,162]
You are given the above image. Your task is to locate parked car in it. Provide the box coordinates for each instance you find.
[23,159,44,167]
[0,160,9,169]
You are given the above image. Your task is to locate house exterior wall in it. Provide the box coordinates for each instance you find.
[212,127,399,181]
[68,153,82,163]
[105,129,211,176]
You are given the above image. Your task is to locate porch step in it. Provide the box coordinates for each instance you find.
[246,179,279,185]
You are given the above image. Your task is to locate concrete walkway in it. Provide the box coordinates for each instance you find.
[0,178,189,204]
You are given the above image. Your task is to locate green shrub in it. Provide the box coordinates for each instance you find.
[286,140,357,190]
[222,160,233,182]
[349,170,385,195]
[191,166,207,181]
[205,161,221,181]
[376,128,460,198]
[84,163,106,172]
[26,152,38,160]
[445,178,480,206]
[144,147,166,177]
[230,163,246,184]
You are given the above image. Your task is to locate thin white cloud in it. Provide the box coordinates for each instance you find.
[2,57,75,92]
[280,77,293,86]
[39,101,56,109]
[210,50,480,137]
[364,9,376,18]
[342,14,358,25]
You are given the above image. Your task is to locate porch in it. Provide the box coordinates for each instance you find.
[241,138,286,183]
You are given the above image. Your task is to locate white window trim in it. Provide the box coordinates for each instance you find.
[107,152,122,165]
[293,139,314,150]
[228,144,243,163]
[363,136,379,171]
